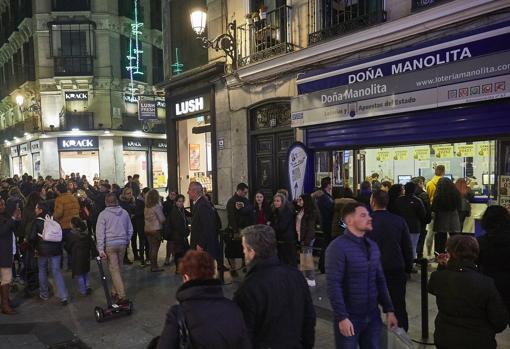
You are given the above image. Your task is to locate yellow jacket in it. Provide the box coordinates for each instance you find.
[426,175,442,204]
[53,192,81,229]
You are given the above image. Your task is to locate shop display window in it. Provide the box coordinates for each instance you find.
[21,155,31,176]
[152,151,168,189]
[177,115,213,200]
[123,151,148,188]
[59,151,99,181]
[11,157,21,176]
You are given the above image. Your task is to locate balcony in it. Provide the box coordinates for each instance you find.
[60,112,94,131]
[237,5,295,67]
[411,0,451,12]
[52,0,90,11]
[54,56,93,76]
[308,0,385,45]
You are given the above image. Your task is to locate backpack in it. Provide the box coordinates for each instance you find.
[37,215,63,242]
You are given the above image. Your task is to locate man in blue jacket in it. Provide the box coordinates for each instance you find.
[326,201,397,349]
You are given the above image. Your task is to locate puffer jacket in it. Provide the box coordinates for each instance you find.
[95,205,133,253]
[53,192,80,229]
[144,203,165,232]
[325,230,394,321]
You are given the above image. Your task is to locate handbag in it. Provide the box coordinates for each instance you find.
[176,305,192,349]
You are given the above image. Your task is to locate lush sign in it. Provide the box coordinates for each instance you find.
[138,99,158,121]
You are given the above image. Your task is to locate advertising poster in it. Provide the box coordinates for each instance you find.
[455,144,475,157]
[433,145,454,159]
[500,196,510,211]
[189,144,200,171]
[414,147,430,160]
[376,150,391,161]
[393,149,409,161]
[477,143,490,156]
[499,175,510,196]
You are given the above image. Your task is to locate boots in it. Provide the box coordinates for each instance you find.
[1,284,16,315]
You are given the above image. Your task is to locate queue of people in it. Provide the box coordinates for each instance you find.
[0,170,509,349]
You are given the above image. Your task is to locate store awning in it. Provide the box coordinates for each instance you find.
[305,101,510,149]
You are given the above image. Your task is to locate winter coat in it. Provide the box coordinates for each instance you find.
[157,279,251,349]
[29,216,62,257]
[87,188,107,224]
[415,188,432,226]
[20,204,37,239]
[270,205,297,243]
[355,190,372,209]
[53,192,80,230]
[325,230,394,321]
[119,198,135,217]
[478,231,510,322]
[234,256,316,349]
[428,260,508,349]
[297,209,319,246]
[144,203,165,232]
[190,196,220,260]
[226,194,253,232]
[134,196,145,234]
[168,207,190,251]
[95,205,133,253]
[67,227,97,277]
[393,195,426,234]
[426,175,442,204]
[251,204,271,225]
[0,214,17,268]
[368,210,414,273]
[433,210,461,233]
[317,190,334,235]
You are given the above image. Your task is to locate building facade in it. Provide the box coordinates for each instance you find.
[161,0,510,208]
[0,0,168,188]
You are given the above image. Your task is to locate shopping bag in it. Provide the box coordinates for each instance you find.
[381,327,415,349]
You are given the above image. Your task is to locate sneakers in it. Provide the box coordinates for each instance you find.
[61,299,68,306]
[306,279,316,287]
[39,294,49,301]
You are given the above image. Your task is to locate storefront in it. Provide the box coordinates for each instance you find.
[151,139,168,189]
[168,90,216,201]
[58,136,100,180]
[31,140,41,177]
[122,137,150,188]
[10,145,21,176]
[18,143,31,176]
[292,21,510,209]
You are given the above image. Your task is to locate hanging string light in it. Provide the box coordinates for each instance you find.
[126,0,144,103]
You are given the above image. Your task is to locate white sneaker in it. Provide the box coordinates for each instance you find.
[307,279,316,287]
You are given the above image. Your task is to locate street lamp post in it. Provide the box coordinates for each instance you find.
[190,7,238,69]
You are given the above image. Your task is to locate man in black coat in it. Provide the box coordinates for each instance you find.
[226,183,252,274]
[317,177,334,273]
[234,224,316,348]
[0,199,20,315]
[188,182,220,261]
[368,190,413,331]
[412,177,432,258]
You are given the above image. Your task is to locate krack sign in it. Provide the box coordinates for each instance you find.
[64,91,88,101]
[58,136,98,151]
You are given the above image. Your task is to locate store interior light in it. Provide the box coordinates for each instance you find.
[133,130,143,136]
[15,94,24,106]
[13,137,17,141]
[104,130,111,134]
[71,128,80,132]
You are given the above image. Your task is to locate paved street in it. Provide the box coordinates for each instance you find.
[1,247,509,348]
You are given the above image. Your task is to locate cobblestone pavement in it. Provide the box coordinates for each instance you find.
[1,248,509,348]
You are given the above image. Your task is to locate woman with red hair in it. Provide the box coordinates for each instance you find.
[156,250,250,349]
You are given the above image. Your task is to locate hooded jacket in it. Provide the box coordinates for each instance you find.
[95,205,133,253]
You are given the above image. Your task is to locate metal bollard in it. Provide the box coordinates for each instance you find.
[419,258,429,340]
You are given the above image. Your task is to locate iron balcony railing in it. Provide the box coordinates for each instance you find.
[308,0,385,45]
[60,112,94,131]
[411,0,450,12]
[54,56,93,76]
[237,5,295,67]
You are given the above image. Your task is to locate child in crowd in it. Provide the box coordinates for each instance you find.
[68,217,97,296]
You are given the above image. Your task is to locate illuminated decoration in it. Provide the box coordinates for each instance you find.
[171,48,184,75]
[126,0,144,102]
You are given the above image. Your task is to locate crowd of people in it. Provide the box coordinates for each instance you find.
[0,167,509,349]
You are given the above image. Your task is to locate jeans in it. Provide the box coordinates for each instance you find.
[138,232,150,261]
[334,312,382,349]
[301,240,315,280]
[62,229,72,269]
[410,233,420,259]
[416,228,427,258]
[76,273,90,295]
[105,246,127,299]
[38,255,68,301]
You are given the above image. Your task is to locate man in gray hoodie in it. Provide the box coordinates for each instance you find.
[96,193,133,303]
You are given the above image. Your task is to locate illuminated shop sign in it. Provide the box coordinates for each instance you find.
[175,96,208,116]
[123,137,149,150]
[58,136,99,151]
[64,91,88,101]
